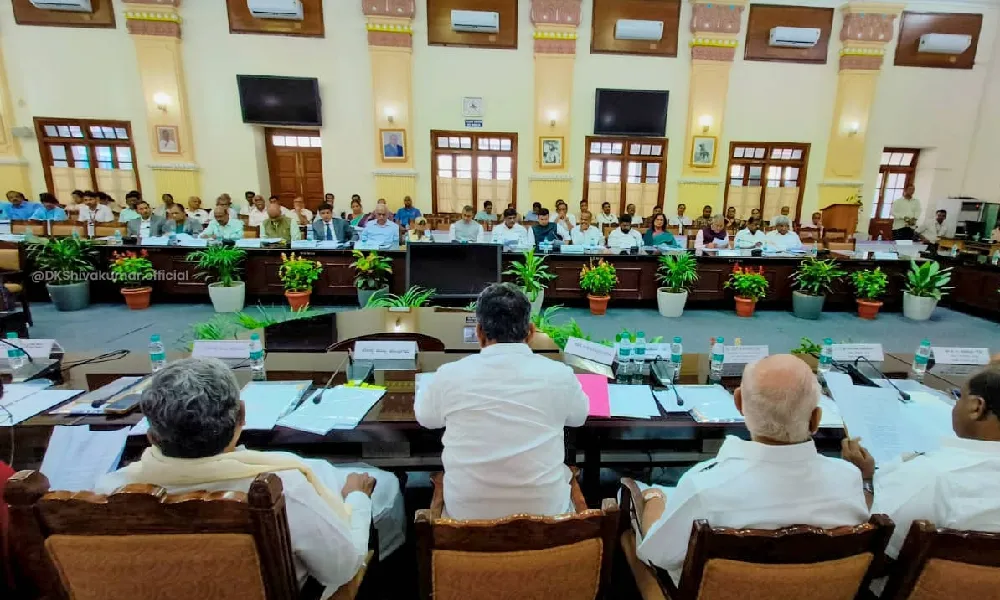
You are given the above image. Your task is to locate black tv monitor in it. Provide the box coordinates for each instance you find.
[406,243,501,299]
[237,75,322,126]
[594,88,669,136]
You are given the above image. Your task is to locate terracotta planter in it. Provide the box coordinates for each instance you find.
[587,294,610,316]
[285,290,312,311]
[121,286,152,310]
[734,296,757,318]
[856,299,883,320]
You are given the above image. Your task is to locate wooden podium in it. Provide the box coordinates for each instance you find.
[821,203,859,235]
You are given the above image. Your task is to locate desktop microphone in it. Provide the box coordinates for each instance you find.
[854,356,911,402]
[0,337,34,364]
[310,352,352,406]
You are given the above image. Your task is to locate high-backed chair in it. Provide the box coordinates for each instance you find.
[5,470,370,600]
[618,478,894,600]
[415,472,619,600]
[827,241,855,252]
[328,332,445,352]
[881,520,1000,600]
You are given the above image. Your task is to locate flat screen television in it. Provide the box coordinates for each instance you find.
[237,75,322,127]
[406,243,501,299]
[594,88,668,136]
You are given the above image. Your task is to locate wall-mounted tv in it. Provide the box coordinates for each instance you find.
[594,88,668,136]
[237,75,322,127]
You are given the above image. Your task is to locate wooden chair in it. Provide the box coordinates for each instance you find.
[328,332,445,352]
[881,520,1000,600]
[825,229,847,243]
[618,478,894,600]
[5,470,371,600]
[415,471,619,600]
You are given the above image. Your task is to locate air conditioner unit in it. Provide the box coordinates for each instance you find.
[769,26,821,48]
[247,0,303,21]
[28,0,92,12]
[451,10,500,34]
[614,19,664,42]
[919,33,972,54]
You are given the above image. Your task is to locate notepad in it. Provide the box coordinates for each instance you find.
[278,385,385,434]
[578,374,610,417]
[240,381,311,431]
[40,426,130,492]
[607,384,660,419]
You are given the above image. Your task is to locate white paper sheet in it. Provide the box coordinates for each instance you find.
[681,385,744,423]
[0,387,83,425]
[129,417,149,437]
[278,385,385,434]
[240,382,309,431]
[818,395,845,429]
[40,426,130,492]
[607,384,660,419]
[653,389,690,414]
[828,376,907,464]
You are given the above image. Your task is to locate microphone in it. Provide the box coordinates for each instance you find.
[855,356,911,403]
[0,337,35,364]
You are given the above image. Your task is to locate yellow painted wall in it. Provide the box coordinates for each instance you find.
[374,174,417,210]
[534,52,574,175]
[370,42,414,171]
[678,181,723,213]
[151,169,200,204]
[529,178,572,211]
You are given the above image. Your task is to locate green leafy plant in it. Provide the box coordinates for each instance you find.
[579,259,618,297]
[365,286,437,308]
[791,337,822,356]
[656,253,699,293]
[463,301,477,311]
[725,264,769,302]
[531,306,589,350]
[905,260,953,300]
[278,252,323,292]
[109,250,155,289]
[503,248,556,302]
[186,245,247,287]
[851,268,888,301]
[791,257,846,296]
[350,250,393,291]
[26,237,98,285]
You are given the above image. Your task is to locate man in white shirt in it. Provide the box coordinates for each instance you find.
[95,358,405,594]
[571,212,606,247]
[636,355,870,584]
[891,184,921,240]
[491,208,533,246]
[76,190,115,223]
[361,203,399,247]
[765,216,802,251]
[800,211,824,231]
[290,196,314,226]
[186,196,211,225]
[669,203,693,228]
[246,195,269,227]
[916,209,951,244]
[595,201,618,225]
[769,205,792,226]
[607,214,643,249]
[554,202,577,230]
[449,205,484,242]
[734,217,767,249]
[416,284,589,520]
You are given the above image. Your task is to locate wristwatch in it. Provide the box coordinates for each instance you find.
[862,479,875,496]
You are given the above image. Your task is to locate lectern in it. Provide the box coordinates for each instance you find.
[821,203,860,235]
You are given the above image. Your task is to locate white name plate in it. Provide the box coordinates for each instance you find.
[565,337,616,366]
[354,341,417,360]
[832,343,884,362]
[931,347,990,365]
[192,340,252,360]
[354,241,382,251]
[722,345,769,376]
[17,338,58,359]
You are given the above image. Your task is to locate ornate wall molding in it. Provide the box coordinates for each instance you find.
[690,3,744,34]
[150,162,199,171]
[839,47,885,70]
[530,0,582,27]
[361,0,415,19]
[367,31,412,47]
[373,168,418,177]
[0,156,28,166]
[841,12,897,43]
[125,10,181,37]
[534,39,575,53]
[529,172,572,181]
[125,0,180,5]
[690,38,738,61]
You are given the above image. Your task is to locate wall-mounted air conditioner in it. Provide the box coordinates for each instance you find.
[28,0,92,12]
[614,19,664,41]
[451,10,500,34]
[768,26,821,48]
[918,33,972,54]
[247,0,303,21]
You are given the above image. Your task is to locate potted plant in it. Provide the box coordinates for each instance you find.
[655,253,698,318]
[724,264,769,317]
[850,267,888,319]
[579,259,617,315]
[789,257,846,320]
[503,248,556,315]
[278,252,323,310]
[110,250,155,310]
[26,237,98,311]
[350,250,393,307]
[365,286,436,308]
[187,245,247,313]
[903,260,952,321]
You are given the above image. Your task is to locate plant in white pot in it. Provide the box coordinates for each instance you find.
[655,253,698,317]
[789,257,846,320]
[503,248,555,315]
[187,245,248,313]
[903,260,952,321]
[26,237,98,311]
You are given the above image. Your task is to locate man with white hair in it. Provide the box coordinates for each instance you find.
[765,215,802,251]
[634,354,870,584]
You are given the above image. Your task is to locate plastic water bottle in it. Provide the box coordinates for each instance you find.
[877,234,883,242]
[818,338,834,375]
[113,230,122,245]
[670,336,683,382]
[951,245,959,258]
[616,334,633,385]
[811,241,819,257]
[86,220,95,238]
[710,337,725,380]
[71,229,80,240]
[633,331,648,383]
[249,333,266,381]
[912,338,931,379]
[306,225,315,241]
[168,233,177,246]
[992,250,1000,266]
[6,332,25,370]
[149,334,166,372]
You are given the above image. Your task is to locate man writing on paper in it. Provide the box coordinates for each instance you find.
[95,358,405,593]
[416,283,589,520]
[260,201,301,243]
[634,355,870,585]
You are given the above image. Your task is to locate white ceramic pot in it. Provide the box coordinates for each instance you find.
[903,291,938,321]
[656,288,688,318]
[208,281,246,313]
[530,289,545,315]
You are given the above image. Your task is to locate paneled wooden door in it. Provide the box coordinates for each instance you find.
[265,128,324,211]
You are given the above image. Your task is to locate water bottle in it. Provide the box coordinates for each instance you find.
[633,331,648,383]
[811,241,818,257]
[168,233,177,246]
[6,332,25,370]
[71,228,80,240]
[86,220,95,238]
[951,245,959,258]
[148,334,166,372]
[710,337,725,380]
[113,230,122,245]
[249,333,266,381]
[670,336,683,382]
[912,338,931,379]
[616,334,633,385]
[877,234,883,242]
[818,338,834,375]
[306,225,315,241]
[992,250,999,266]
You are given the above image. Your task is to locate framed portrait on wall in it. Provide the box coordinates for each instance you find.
[539,136,563,168]
[690,136,717,167]
[380,129,406,161]
[155,125,180,154]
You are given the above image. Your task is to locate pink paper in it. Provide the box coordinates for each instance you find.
[577,374,610,417]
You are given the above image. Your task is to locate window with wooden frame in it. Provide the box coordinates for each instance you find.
[431,130,517,214]
[724,142,809,224]
[872,148,920,219]
[583,136,667,218]
[34,118,139,205]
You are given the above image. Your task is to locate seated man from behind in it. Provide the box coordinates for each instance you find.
[635,354,869,584]
[416,283,589,520]
[95,358,405,593]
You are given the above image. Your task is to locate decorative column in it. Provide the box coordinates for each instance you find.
[124,0,199,205]
[817,3,903,226]
[363,0,416,212]
[529,0,582,212]
[677,1,747,214]
[0,41,31,197]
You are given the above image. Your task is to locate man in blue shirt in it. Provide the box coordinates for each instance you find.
[362,204,400,248]
[395,195,421,228]
[5,191,39,220]
[30,193,68,221]
[524,202,542,222]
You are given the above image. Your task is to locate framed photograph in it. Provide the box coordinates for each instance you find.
[690,135,717,168]
[539,136,564,169]
[380,129,407,162]
[155,125,180,154]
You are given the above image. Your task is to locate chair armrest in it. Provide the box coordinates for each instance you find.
[569,467,588,513]
[429,472,444,519]
[620,478,646,533]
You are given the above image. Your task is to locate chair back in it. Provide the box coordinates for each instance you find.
[825,229,847,242]
[5,470,300,600]
[826,241,855,252]
[602,225,616,238]
[328,332,445,352]
[881,521,1000,600]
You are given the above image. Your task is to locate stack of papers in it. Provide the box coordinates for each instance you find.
[0,384,83,425]
[277,385,386,434]
[578,374,610,417]
[676,385,744,423]
[241,381,311,431]
[40,426,130,491]
[608,384,660,419]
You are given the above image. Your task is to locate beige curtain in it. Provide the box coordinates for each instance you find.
[50,167,92,206]
[435,177,472,214]
[587,182,621,210]
[625,183,659,217]
[727,186,762,220]
[763,187,799,220]
[477,179,512,208]
[95,168,137,205]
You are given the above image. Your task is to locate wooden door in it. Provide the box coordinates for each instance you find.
[265,129,324,211]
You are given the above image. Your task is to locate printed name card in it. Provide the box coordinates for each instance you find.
[17,339,57,359]
[564,337,616,366]
[192,340,253,360]
[354,241,382,251]
[931,347,990,376]
[832,343,885,362]
[722,345,769,377]
[354,341,417,360]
